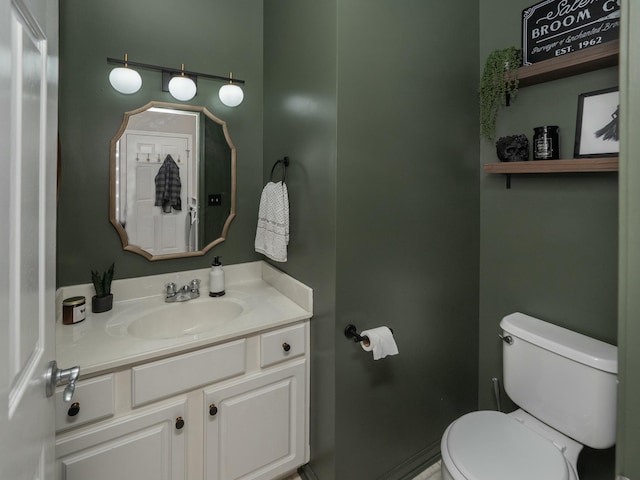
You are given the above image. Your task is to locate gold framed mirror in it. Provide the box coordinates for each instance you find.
[109,101,236,261]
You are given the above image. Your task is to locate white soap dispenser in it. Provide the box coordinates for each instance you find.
[209,256,225,297]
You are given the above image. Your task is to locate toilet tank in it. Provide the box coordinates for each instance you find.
[500,312,617,449]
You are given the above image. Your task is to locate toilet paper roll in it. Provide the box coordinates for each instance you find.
[360,326,399,360]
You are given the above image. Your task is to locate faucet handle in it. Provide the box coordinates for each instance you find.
[190,279,201,293]
[165,282,177,297]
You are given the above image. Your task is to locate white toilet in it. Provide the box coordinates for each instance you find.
[440,312,617,480]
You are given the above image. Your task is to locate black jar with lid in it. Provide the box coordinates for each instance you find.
[533,126,559,160]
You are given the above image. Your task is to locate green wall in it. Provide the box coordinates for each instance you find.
[263,1,338,478]
[334,1,479,478]
[57,0,264,286]
[479,0,619,477]
[265,1,480,478]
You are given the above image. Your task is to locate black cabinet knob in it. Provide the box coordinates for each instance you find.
[209,404,218,416]
[67,402,80,417]
[175,416,185,429]
[282,342,291,352]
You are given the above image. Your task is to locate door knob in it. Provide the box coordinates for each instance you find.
[209,404,218,416]
[45,361,80,402]
[282,342,291,352]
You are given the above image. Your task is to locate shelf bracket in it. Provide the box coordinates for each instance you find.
[506,174,511,189]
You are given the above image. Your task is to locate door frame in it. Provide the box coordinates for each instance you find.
[617,0,640,478]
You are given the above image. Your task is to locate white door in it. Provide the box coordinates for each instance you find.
[124,132,194,255]
[0,0,58,478]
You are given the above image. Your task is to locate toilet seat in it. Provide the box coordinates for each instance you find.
[442,411,570,480]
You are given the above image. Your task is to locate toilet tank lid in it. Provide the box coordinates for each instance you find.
[500,312,617,374]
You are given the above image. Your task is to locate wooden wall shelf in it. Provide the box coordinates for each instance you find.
[484,158,618,189]
[487,41,620,188]
[516,40,619,88]
[484,157,619,174]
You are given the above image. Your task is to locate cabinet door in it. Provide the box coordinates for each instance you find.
[204,360,306,480]
[56,399,187,480]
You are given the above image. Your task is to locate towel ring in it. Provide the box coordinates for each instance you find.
[270,156,290,184]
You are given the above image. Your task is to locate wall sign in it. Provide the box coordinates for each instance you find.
[522,0,620,65]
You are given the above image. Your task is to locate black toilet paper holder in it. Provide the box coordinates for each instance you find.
[344,324,393,343]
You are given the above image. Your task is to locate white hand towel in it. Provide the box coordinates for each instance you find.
[360,327,399,360]
[255,181,289,262]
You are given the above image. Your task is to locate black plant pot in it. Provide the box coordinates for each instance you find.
[92,293,113,313]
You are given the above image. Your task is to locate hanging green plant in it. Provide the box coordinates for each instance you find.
[479,46,522,142]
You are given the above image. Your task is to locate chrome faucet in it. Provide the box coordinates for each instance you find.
[165,279,200,303]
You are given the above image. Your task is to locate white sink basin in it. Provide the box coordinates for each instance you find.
[106,298,245,340]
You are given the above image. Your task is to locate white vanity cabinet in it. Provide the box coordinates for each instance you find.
[55,320,310,480]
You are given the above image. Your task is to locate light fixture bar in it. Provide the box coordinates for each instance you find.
[106,57,245,85]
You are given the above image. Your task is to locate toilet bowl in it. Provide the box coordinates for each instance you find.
[440,410,578,480]
[440,312,617,480]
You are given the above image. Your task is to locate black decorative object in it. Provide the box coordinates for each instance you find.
[496,134,529,162]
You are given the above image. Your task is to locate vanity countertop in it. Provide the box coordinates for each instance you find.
[56,261,313,377]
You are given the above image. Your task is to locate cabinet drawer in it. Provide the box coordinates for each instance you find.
[132,339,246,407]
[260,323,306,368]
[55,374,114,433]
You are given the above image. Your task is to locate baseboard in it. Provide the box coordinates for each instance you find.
[298,440,440,480]
[298,464,319,480]
[385,440,441,480]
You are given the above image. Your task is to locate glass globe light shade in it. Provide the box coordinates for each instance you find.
[219,84,244,107]
[109,67,142,95]
[168,76,197,101]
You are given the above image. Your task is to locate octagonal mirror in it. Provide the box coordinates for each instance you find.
[109,101,236,260]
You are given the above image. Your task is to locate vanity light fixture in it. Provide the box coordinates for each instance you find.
[108,54,143,95]
[106,55,246,106]
[218,72,244,107]
[168,64,197,102]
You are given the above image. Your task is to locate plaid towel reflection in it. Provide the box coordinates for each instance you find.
[155,154,182,213]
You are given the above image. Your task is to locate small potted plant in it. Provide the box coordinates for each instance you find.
[480,46,522,142]
[91,262,115,313]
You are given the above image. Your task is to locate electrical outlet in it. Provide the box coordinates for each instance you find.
[208,194,222,206]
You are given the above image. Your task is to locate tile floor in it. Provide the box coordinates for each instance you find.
[285,460,442,480]
[411,461,442,480]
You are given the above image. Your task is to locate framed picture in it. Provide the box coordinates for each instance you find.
[574,87,619,158]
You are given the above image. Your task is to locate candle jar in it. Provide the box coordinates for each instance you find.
[533,126,560,160]
[62,296,86,325]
